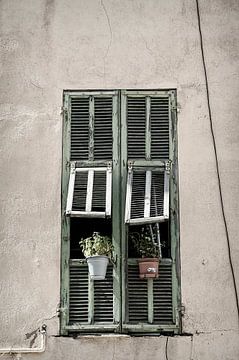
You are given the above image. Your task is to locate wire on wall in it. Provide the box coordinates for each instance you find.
[195,0,239,324]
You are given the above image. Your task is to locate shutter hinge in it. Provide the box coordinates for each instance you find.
[61,106,68,119]
[165,160,172,174]
[70,161,76,173]
[128,161,133,173]
[179,304,186,316]
[172,104,180,113]
[65,161,73,171]
[57,307,67,315]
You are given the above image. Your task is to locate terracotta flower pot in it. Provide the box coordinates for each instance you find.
[138,258,159,279]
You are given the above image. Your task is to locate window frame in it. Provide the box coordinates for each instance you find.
[65,164,112,218]
[60,89,181,335]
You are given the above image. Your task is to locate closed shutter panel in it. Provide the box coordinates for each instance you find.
[151,97,170,159]
[70,96,113,161]
[71,97,89,161]
[153,261,173,324]
[94,97,112,160]
[128,264,148,323]
[69,263,114,324]
[127,97,146,159]
[69,263,88,324]
[94,266,114,322]
[127,261,173,325]
[126,95,170,160]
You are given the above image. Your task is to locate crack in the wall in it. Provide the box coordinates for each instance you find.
[36,312,59,328]
[44,0,55,30]
[112,338,116,360]
[100,0,113,85]
[165,336,169,360]
[190,335,194,360]
[194,328,238,334]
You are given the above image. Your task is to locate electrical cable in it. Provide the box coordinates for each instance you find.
[195,0,239,324]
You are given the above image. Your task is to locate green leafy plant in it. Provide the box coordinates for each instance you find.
[129,226,159,258]
[79,232,113,258]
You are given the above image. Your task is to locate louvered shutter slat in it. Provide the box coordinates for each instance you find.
[94,266,113,322]
[151,97,170,159]
[127,262,173,324]
[70,96,113,161]
[150,171,164,217]
[69,264,114,324]
[71,98,89,160]
[92,171,106,211]
[69,264,88,324]
[153,263,173,324]
[72,171,88,211]
[94,97,113,160]
[131,171,145,219]
[128,265,148,323]
[127,97,146,159]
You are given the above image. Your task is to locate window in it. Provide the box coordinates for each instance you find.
[61,90,180,335]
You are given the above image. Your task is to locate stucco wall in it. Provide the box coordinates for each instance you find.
[0,0,239,359]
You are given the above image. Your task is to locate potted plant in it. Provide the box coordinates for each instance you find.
[129,226,160,279]
[79,232,113,280]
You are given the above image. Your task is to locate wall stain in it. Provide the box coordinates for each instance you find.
[44,0,55,31]
[25,328,38,348]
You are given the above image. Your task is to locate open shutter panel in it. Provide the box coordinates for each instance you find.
[66,166,112,218]
[70,96,113,161]
[125,167,169,225]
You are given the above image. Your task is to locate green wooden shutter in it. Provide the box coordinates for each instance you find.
[69,262,114,325]
[121,90,178,333]
[62,90,179,335]
[63,91,120,333]
[127,94,170,160]
[127,260,173,325]
[70,95,113,161]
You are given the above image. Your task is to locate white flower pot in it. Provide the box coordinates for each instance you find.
[86,255,109,280]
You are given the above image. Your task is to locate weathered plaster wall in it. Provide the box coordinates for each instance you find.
[0,0,239,359]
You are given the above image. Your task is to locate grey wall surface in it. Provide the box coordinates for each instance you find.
[0,0,239,359]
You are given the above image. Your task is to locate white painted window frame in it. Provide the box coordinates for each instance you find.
[125,165,169,225]
[66,163,112,218]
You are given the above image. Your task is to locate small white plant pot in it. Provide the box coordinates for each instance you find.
[86,255,109,280]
